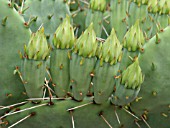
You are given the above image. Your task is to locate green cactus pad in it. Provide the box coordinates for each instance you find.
[110,0,129,42]
[23,0,71,43]
[22,59,46,98]
[2,98,143,128]
[50,15,75,97]
[111,59,144,106]
[0,0,30,113]
[130,26,170,128]
[70,53,97,101]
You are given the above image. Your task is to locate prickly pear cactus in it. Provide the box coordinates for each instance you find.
[50,15,75,97]
[0,0,170,128]
[22,27,50,99]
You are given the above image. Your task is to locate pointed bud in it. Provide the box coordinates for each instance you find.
[148,0,159,13]
[53,15,75,49]
[98,28,122,65]
[90,0,106,12]
[25,27,50,60]
[121,58,144,89]
[158,0,170,14]
[134,0,148,5]
[73,23,97,58]
[122,20,145,52]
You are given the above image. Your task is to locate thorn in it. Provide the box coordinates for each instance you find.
[79,0,89,5]
[141,115,151,128]
[19,7,29,14]
[104,19,110,24]
[38,23,43,31]
[44,78,54,105]
[20,0,25,11]
[24,16,38,27]
[128,56,134,61]
[1,16,8,26]
[0,101,28,110]
[46,67,52,81]
[161,113,168,118]
[102,25,109,37]
[42,88,46,100]
[69,110,75,128]
[114,107,121,125]
[0,103,46,119]
[96,37,105,43]
[71,8,81,17]
[8,112,36,128]
[26,97,71,101]
[134,119,141,128]
[123,108,141,120]
[103,15,110,20]
[99,112,113,128]
[67,102,93,111]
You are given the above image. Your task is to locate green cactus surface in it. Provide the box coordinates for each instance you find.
[0,0,170,127]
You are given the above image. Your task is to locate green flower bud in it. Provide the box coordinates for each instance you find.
[122,20,145,52]
[53,15,75,49]
[158,0,170,14]
[73,23,98,58]
[148,0,159,13]
[121,58,144,89]
[90,0,107,12]
[134,0,148,6]
[98,28,122,65]
[25,27,50,60]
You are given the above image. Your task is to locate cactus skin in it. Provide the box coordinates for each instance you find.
[93,61,120,104]
[130,26,170,128]
[2,98,141,128]
[50,16,75,97]
[85,0,106,37]
[0,0,30,114]
[22,59,46,98]
[23,0,71,43]
[1,0,170,127]
[70,53,97,101]
[110,0,129,42]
